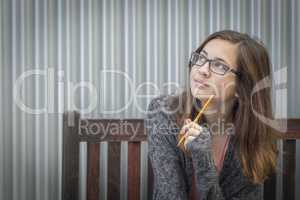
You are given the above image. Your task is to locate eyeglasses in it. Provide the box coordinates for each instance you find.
[189,52,239,76]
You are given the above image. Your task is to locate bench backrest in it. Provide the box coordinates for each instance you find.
[62,111,299,200]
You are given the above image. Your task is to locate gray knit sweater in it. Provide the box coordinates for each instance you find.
[145,95,263,200]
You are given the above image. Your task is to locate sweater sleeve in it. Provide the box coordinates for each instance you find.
[186,127,263,200]
[145,97,189,200]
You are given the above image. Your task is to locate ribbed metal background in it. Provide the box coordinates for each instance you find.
[1,0,299,200]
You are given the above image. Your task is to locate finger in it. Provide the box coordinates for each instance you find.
[186,127,202,137]
[181,124,191,134]
[186,123,202,133]
[180,124,201,138]
[184,135,196,148]
[182,121,200,132]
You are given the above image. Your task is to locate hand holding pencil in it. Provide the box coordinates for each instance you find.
[177,95,215,150]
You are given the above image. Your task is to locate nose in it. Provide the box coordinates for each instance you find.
[196,62,211,77]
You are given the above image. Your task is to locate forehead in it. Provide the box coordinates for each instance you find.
[202,39,238,69]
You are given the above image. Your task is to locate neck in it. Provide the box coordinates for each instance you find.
[201,98,236,137]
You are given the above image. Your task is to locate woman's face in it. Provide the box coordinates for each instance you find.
[190,39,239,103]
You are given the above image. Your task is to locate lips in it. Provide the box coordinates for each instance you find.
[193,79,210,88]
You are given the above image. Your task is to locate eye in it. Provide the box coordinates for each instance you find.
[198,54,207,63]
[191,53,207,65]
[213,61,228,70]
[211,61,230,74]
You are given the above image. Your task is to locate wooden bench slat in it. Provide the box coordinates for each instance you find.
[128,142,141,200]
[283,140,296,200]
[148,157,154,200]
[87,143,100,200]
[108,142,121,200]
[62,112,80,200]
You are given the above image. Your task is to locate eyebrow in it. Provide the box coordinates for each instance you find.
[201,49,230,66]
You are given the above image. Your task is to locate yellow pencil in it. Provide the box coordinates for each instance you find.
[177,95,215,147]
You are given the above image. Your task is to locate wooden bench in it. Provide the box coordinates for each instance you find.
[62,111,300,200]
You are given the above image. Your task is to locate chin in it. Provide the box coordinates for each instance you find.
[191,88,216,101]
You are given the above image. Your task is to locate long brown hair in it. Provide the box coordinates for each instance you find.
[170,30,281,184]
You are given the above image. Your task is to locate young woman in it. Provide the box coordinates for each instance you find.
[145,30,280,200]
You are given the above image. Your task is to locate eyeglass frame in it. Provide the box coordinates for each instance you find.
[189,51,240,76]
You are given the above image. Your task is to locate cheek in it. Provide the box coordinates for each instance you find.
[189,69,196,80]
[219,79,236,100]
[189,71,197,88]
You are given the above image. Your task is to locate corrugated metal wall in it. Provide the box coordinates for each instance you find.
[1,0,299,200]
